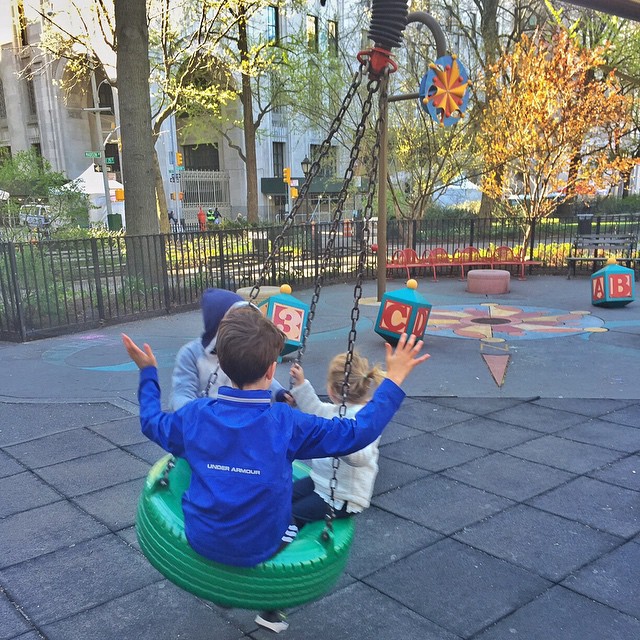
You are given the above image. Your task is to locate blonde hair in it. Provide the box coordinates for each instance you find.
[327,352,384,405]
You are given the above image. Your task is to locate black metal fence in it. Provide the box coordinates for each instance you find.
[1,214,638,342]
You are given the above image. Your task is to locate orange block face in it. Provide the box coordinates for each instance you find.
[413,307,431,338]
[378,300,412,334]
[270,302,305,342]
[592,275,605,301]
[608,272,633,298]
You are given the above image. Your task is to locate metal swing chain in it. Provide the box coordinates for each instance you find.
[248,63,367,303]
[324,71,390,533]
[297,74,381,365]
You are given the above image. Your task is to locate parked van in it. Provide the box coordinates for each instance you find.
[18,204,51,228]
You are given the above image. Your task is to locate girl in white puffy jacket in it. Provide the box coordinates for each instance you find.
[289,352,385,527]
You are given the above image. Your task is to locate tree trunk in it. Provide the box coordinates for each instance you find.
[115,0,164,297]
[238,4,259,224]
[115,0,158,236]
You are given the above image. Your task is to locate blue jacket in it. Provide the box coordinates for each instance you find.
[137,366,405,567]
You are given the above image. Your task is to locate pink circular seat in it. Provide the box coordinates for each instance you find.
[467,269,510,294]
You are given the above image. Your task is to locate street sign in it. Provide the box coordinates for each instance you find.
[105,157,115,165]
[85,151,102,158]
[290,179,299,187]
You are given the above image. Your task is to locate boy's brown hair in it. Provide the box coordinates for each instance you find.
[216,306,285,388]
[328,352,384,404]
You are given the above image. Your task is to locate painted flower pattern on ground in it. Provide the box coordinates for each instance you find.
[427,303,605,340]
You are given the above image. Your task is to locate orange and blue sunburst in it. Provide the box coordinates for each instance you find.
[419,54,471,127]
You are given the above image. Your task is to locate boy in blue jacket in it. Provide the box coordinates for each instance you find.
[122,305,429,632]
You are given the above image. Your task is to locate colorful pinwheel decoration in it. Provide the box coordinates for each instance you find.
[419,54,471,127]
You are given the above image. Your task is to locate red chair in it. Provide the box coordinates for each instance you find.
[453,246,491,279]
[423,247,453,281]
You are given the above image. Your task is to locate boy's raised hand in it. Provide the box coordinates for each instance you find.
[122,333,157,370]
[384,333,430,387]
[289,362,305,387]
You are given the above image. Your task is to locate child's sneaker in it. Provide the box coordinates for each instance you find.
[255,610,289,633]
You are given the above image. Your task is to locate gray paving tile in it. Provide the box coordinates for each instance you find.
[0,501,108,568]
[0,450,24,479]
[559,418,640,453]
[392,399,476,431]
[562,541,640,619]
[88,416,149,446]
[380,432,489,472]
[34,449,149,497]
[73,478,144,531]
[285,582,462,640]
[488,403,585,433]
[40,580,240,640]
[5,428,115,468]
[345,507,442,579]
[437,416,541,451]
[506,435,623,474]
[443,452,574,501]
[116,526,140,551]
[528,476,640,538]
[124,440,167,465]
[374,475,513,535]
[365,538,550,638]
[0,403,133,446]
[475,585,640,640]
[599,403,640,428]
[0,593,30,640]
[379,419,422,445]
[0,535,160,626]
[7,634,40,640]
[454,504,622,581]
[372,456,431,495]
[430,397,528,415]
[589,454,640,491]
[0,471,62,518]
[533,398,635,417]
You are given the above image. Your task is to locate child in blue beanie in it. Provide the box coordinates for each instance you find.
[171,288,284,409]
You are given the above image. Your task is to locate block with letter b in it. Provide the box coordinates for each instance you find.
[591,259,635,307]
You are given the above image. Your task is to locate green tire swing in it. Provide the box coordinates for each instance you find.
[136,456,354,610]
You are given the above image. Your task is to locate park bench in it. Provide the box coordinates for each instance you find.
[567,233,639,279]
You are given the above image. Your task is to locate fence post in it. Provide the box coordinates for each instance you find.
[90,238,105,322]
[217,231,227,289]
[469,218,475,247]
[7,242,27,342]
[159,233,171,312]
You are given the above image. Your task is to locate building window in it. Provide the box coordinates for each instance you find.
[310,143,336,177]
[0,147,11,165]
[266,5,279,43]
[182,143,219,170]
[0,80,6,119]
[26,78,37,116]
[273,141,285,177]
[328,20,338,55]
[307,15,319,51]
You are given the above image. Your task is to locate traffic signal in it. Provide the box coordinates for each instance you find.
[283,167,291,184]
[290,187,299,198]
[176,152,183,166]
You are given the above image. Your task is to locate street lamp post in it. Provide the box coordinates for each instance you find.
[301,156,311,223]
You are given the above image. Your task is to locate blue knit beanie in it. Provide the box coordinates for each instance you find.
[200,288,244,349]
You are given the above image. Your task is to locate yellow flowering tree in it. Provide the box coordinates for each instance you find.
[479,29,636,253]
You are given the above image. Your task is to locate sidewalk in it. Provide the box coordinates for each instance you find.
[1,275,639,639]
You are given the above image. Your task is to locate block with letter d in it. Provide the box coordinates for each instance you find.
[591,259,635,308]
[259,284,310,358]
[375,279,432,345]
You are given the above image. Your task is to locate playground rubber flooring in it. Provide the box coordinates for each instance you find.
[1,274,639,639]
